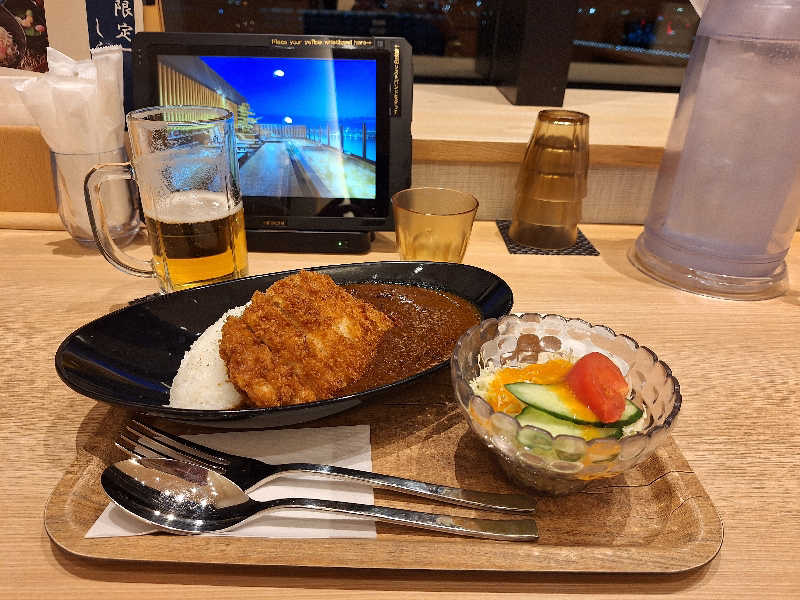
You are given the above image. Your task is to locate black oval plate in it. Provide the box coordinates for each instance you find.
[55,261,513,427]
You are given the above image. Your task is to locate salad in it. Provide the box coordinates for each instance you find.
[469,352,647,442]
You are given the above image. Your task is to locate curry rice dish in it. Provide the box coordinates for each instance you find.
[168,270,482,410]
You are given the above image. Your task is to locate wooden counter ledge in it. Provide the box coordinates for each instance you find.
[412,86,676,168]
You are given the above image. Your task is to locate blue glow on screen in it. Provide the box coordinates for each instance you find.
[160,54,378,200]
[200,56,376,129]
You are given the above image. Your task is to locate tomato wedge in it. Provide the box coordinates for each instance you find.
[564,352,628,423]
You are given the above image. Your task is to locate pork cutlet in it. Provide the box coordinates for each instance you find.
[219,270,394,407]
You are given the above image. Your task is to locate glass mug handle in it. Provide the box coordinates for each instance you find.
[84,162,153,278]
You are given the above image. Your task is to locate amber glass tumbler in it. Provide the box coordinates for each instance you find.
[392,187,479,262]
[509,110,589,249]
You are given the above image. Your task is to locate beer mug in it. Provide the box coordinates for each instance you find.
[85,106,248,293]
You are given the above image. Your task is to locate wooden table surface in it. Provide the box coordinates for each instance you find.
[2,222,799,599]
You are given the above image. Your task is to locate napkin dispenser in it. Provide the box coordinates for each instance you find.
[6,46,140,245]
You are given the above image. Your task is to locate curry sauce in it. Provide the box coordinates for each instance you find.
[341,283,481,394]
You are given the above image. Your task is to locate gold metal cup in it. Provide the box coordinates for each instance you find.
[392,187,479,262]
[509,110,589,249]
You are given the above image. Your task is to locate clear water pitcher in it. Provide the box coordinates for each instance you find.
[630,0,800,299]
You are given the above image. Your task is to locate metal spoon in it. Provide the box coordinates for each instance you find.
[101,458,539,541]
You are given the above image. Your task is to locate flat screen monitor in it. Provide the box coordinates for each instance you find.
[133,33,412,236]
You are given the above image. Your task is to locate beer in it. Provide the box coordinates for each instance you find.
[85,107,249,290]
[144,190,248,292]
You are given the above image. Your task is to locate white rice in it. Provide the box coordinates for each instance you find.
[168,304,248,410]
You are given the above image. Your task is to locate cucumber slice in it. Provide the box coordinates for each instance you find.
[516,406,622,442]
[505,382,643,427]
[616,397,644,426]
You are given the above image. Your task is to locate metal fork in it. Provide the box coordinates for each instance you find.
[116,418,537,513]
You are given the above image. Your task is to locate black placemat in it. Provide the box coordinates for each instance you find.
[496,220,599,256]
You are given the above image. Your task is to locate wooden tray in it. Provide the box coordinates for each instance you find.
[45,369,722,573]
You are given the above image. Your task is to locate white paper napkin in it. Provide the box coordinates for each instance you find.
[14,46,126,154]
[86,425,377,539]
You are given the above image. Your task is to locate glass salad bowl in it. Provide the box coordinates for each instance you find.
[450,314,682,495]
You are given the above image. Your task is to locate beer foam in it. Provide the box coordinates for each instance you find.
[145,190,240,224]
[169,303,248,410]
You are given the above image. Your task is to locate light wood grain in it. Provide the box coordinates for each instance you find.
[2,223,799,599]
[0,211,64,231]
[413,140,664,169]
[412,85,676,151]
[43,384,721,573]
[410,86,674,169]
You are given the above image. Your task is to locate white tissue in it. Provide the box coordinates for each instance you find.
[46,47,96,79]
[14,46,126,154]
[90,46,126,152]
